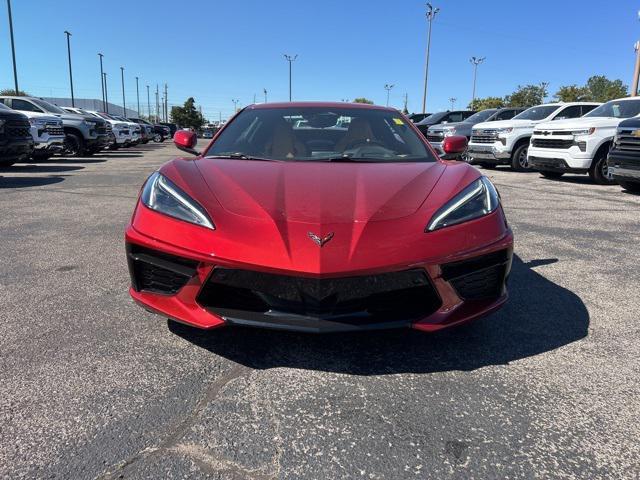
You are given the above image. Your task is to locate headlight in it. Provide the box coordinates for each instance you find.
[83,120,97,128]
[28,118,47,126]
[497,127,513,134]
[141,172,215,229]
[443,127,457,137]
[426,177,500,231]
[571,127,596,136]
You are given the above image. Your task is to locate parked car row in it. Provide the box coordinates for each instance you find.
[0,95,175,166]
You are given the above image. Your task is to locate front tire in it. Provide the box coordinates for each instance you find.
[64,133,85,157]
[510,143,530,172]
[540,171,565,180]
[588,151,615,185]
[620,181,640,193]
[153,133,162,142]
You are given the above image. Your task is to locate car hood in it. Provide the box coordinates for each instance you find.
[193,159,447,223]
[429,121,472,132]
[473,119,538,130]
[535,116,628,130]
[0,109,29,122]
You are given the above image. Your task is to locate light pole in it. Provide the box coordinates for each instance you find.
[103,72,109,113]
[403,93,408,113]
[64,31,75,107]
[155,84,159,122]
[135,76,140,116]
[633,10,640,96]
[120,67,126,116]
[284,54,298,101]
[263,88,268,103]
[449,97,456,109]
[384,84,394,107]
[232,98,239,112]
[146,85,151,119]
[6,0,19,94]
[98,53,105,111]
[470,56,485,105]
[164,83,168,121]
[422,3,439,114]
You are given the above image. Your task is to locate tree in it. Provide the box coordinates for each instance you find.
[505,83,549,107]
[468,96,505,111]
[0,88,28,96]
[585,75,628,102]
[554,84,591,102]
[353,97,374,104]
[170,97,205,130]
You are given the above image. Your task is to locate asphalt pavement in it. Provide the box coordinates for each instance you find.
[1,141,639,479]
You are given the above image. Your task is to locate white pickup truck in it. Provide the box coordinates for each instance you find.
[468,102,600,171]
[528,97,640,184]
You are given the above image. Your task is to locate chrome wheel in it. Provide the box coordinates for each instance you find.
[518,148,529,169]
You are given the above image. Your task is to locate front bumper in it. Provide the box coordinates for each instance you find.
[33,134,65,152]
[607,151,640,183]
[0,137,34,161]
[467,142,511,163]
[125,220,514,334]
[528,146,592,172]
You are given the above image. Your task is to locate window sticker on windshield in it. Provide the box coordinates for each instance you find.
[393,118,404,125]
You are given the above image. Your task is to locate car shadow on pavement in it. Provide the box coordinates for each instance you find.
[169,255,589,375]
[0,175,65,188]
[5,164,84,173]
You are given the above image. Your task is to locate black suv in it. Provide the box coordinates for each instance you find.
[0,103,34,167]
[415,110,476,136]
[607,117,640,193]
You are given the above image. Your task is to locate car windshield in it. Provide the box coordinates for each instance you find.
[464,109,497,123]
[512,105,559,121]
[417,112,446,124]
[584,99,640,119]
[205,107,435,162]
[32,99,67,114]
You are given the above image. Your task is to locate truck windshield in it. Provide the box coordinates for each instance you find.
[513,105,558,121]
[205,106,436,162]
[465,109,497,123]
[32,99,67,115]
[584,99,640,119]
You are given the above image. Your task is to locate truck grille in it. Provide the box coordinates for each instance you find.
[6,120,31,138]
[614,129,640,152]
[426,132,443,142]
[531,138,573,149]
[470,130,497,144]
[45,123,64,136]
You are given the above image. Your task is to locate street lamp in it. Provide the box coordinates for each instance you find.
[135,76,140,116]
[232,98,239,112]
[6,0,19,94]
[98,53,105,111]
[284,54,298,101]
[449,97,456,109]
[263,88,268,103]
[422,3,439,114]
[103,72,109,113]
[384,84,394,107]
[470,56,485,105]
[146,85,151,120]
[64,31,75,107]
[120,67,126,116]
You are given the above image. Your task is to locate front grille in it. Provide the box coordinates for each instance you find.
[426,134,443,142]
[441,249,511,300]
[96,125,107,135]
[197,268,442,324]
[615,130,640,152]
[5,120,31,139]
[531,138,573,149]
[127,244,199,294]
[471,130,497,144]
[45,123,64,136]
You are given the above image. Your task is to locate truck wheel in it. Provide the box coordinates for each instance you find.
[153,133,162,142]
[588,151,615,185]
[64,133,85,157]
[510,144,530,172]
[479,163,497,170]
[620,181,640,193]
[540,171,564,180]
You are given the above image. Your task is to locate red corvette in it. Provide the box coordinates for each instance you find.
[126,102,513,333]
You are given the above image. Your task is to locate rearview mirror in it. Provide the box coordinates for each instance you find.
[440,135,467,160]
[174,130,199,156]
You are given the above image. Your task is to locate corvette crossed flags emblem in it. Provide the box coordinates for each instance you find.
[308,232,334,247]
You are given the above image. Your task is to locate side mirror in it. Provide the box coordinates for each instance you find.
[174,130,199,155]
[440,135,468,160]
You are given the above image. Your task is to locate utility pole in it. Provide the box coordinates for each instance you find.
[161,96,164,121]
[120,66,126,116]
[98,53,105,111]
[103,72,109,113]
[155,84,159,123]
[403,93,408,113]
[470,56,485,105]
[449,97,456,109]
[284,54,298,101]
[7,0,19,94]
[384,84,394,107]
[146,85,151,120]
[135,76,140,116]
[164,83,168,121]
[232,98,239,112]
[64,31,75,107]
[633,42,640,96]
[263,88,268,103]
[422,3,439,114]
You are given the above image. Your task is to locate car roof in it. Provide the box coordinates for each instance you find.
[247,102,396,112]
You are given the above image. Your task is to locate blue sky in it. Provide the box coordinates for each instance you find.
[1,0,638,120]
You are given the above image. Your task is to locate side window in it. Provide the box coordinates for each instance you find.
[462,111,474,120]
[581,105,597,116]
[11,99,42,113]
[554,105,581,120]
[495,110,513,120]
[446,112,463,122]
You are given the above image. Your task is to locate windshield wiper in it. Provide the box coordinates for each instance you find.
[205,153,274,161]
[314,155,378,163]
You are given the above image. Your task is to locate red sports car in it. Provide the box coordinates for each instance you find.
[126,102,513,333]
